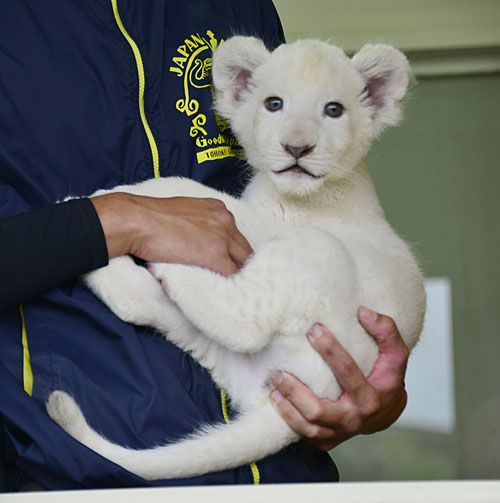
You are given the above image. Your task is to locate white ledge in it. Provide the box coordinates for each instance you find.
[2,481,500,503]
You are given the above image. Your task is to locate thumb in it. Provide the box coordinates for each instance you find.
[357,306,409,381]
[358,306,403,353]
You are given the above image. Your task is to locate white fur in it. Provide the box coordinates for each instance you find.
[46,37,426,480]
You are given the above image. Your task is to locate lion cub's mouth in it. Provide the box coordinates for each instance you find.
[273,164,323,179]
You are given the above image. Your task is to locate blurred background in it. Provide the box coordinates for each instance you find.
[273,0,500,481]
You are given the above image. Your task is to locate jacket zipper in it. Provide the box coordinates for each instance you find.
[111,0,160,178]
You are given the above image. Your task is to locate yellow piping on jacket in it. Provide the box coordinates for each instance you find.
[220,388,261,484]
[111,0,160,178]
[20,303,33,396]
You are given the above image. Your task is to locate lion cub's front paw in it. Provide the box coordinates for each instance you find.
[148,263,204,306]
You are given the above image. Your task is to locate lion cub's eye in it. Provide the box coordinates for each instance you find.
[264,97,283,112]
[324,102,344,118]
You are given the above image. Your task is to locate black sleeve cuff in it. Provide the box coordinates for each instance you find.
[0,198,109,311]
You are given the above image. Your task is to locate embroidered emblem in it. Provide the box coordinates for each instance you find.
[169,30,243,164]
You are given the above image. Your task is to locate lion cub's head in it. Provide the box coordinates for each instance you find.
[212,37,412,197]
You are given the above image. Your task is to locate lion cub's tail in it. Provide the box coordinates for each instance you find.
[47,391,298,480]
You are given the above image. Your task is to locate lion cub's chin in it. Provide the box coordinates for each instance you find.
[270,169,326,197]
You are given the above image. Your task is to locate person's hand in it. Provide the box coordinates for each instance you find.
[270,306,409,450]
[91,192,253,275]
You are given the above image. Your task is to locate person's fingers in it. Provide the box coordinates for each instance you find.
[201,242,240,276]
[228,235,253,267]
[358,306,406,354]
[271,370,352,428]
[357,306,409,386]
[271,371,325,422]
[211,258,240,276]
[307,324,373,404]
[269,388,336,443]
[196,198,252,270]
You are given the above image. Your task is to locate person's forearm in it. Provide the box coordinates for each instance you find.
[0,191,253,312]
[90,192,139,259]
[0,199,108,311]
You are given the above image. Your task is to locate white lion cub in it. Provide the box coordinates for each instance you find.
[47,37,426,480]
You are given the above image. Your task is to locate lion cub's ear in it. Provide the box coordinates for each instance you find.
[212,36,270,120]
[352,44,414,137]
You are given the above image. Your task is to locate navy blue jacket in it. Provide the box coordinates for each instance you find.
[0,0,339,489]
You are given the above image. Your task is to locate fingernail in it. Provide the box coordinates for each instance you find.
[310,324,324,338]
[271,390,284,404]
[359,306,378,322]
[271,370,283,386]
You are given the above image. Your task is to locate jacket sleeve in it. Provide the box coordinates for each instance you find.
[0,198,108,312]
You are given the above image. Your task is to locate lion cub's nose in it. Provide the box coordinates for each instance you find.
[283,144,315,159]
